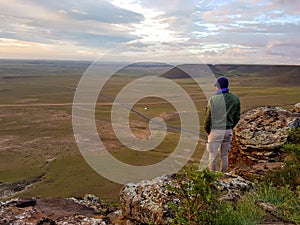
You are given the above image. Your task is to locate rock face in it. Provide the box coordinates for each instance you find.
[120,173,254,224]
[0,195,113,225]
[230,162,284,182]
[229,106,300,167]
[120,175,174,225]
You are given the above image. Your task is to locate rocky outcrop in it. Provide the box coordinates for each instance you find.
[0,195,115,225]
[120,175,174,225]
[229,106,300,167]
[120,173,254,224]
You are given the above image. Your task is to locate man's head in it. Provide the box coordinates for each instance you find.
[215,76,229,89]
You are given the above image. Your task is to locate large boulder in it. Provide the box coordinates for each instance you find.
[120,173,254,224]
[120,175,174,225]
[229,106,300,167]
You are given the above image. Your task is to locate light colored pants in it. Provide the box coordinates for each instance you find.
[207,129,233,172]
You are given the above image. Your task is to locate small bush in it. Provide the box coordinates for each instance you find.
[283,143,300,160]
[285,127,300,160]
[168,165,221,225]
[265,128,300,189]
[168,165,264,225]
[287,127,300,144]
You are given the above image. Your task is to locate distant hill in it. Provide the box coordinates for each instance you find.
[159,66,189,79]
[160,64,300,86]
[0,60,299,86]
[160,64,214,79]
[260,66,300,86]
[213,64,300,86]
[114,62,173,77]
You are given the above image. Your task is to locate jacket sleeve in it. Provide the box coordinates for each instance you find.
[204,100,212,134]
[233,99,240,127]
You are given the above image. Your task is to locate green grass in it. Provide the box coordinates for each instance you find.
[251,184,300,224]
[111,133,180,166]
[213,196,265,225]
[15,154,122,202]
[0,166,43,184]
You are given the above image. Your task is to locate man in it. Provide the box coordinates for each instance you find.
[204,76,240,172]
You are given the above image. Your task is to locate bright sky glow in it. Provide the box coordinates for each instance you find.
[0,0,299,64]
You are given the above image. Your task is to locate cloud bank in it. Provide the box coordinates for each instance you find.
[0,0,299,64]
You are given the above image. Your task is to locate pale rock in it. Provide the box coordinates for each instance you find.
[288,117,300,129]
[229,106,299,166]
[120,173,254,224]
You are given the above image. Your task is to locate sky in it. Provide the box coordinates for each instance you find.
[0,0,299,64]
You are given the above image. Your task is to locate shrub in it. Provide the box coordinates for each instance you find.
[264,128,300,189]
[168,165,264,225]
[287,127,300,144]
[285,127,300,160]
[168,165,221,225]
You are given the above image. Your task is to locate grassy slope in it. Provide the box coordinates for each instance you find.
[0,60,299,202]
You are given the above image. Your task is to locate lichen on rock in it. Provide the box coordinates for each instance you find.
[229,106,300,167]
[120,173,254,224]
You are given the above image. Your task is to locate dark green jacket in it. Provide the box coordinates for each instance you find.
[204,92,240,134]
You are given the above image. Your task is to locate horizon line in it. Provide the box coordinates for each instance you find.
[0,58,300,67]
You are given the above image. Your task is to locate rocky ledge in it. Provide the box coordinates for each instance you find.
[229,104,300,167]
[0,194,118,225]
[120,173,254,224]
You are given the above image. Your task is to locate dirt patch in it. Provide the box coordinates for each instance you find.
[159,111,179,121]
[34,197,98,219]
[0,197,106,224]
[16,98,39,104]
[0,136,18,151]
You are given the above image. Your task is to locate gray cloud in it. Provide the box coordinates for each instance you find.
[0,0,299,64]
[0,0,143,48]
[31,0,143,24]
[268,0,300,14]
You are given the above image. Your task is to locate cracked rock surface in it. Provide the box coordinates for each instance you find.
[229,106,299,167]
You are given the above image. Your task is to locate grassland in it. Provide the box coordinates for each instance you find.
[0,60,299,202]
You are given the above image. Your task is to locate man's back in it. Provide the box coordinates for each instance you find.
[210,92,240,129]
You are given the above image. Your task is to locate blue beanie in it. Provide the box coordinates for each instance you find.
[215,76,229,88]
